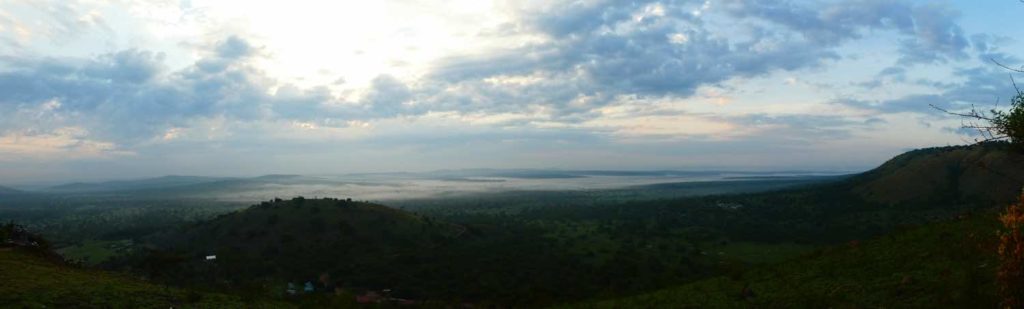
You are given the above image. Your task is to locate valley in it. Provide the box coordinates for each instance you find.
[2,143,1022,306]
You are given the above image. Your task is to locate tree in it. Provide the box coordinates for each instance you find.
[934,36,1024,147]
[933,89,1024,146]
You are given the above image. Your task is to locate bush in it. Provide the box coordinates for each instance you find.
[991,92,1024,148]
[937,87,1024,150]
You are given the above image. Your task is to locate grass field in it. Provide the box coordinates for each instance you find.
[0,247,294,308]
[57,240,133,266]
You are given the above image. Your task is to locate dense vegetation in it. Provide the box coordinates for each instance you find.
[565,210,1002,308]
[110,198,729,305]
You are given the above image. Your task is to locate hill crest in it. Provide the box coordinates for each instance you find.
[847,142,1024,206]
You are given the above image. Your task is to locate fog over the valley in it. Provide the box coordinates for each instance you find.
[148,170,847,202]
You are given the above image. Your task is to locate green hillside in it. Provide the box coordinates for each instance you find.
[849,143,1024,206]
[0,247,292,308]
[564,210,1002,308]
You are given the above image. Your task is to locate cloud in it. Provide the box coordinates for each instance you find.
[0,37,319,143]
[215,35,255,59]
[427,0,845,117]
[0,0,1018,180]
[722,0,969,65]
[896,4,970,64]
[362,75,412,117]
[422,0,983,120]
[1,1,989,148]
[971,33,1021,67]
[0,127,129,161]
[836,66,1018,115]
[85,50,165,83]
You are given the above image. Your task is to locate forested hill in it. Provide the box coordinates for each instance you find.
[142,198,467,287]
[846,142,1024,206]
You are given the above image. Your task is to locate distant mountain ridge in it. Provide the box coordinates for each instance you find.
[417,168,848,180]
[47,175,241,193]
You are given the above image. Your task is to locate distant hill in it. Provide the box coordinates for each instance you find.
[847,142,1024,206]
[48,175,234,193]
[133,175,348,198]
[0,185,23,196]
[158,198,462,259]
[44,175,351,199]
[420,168,836,180]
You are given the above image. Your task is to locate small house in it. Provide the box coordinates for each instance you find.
[286,282,297,295]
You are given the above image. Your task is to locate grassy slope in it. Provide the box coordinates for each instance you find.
[58,240,135,266]
[564,211,1002,308]
[0,248,292,309]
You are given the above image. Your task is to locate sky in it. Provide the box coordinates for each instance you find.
[0,0,1022,184]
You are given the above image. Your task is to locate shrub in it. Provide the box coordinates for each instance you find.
[998,193,1024,308]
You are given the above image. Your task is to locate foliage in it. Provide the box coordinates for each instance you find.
[933,82,1024,148]
[999,193,1024,308]
[564,211,1001,308]
[991,92,1024,147]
